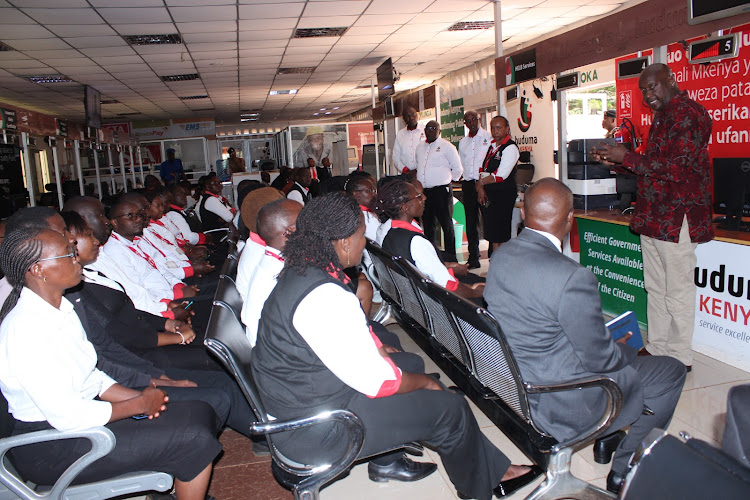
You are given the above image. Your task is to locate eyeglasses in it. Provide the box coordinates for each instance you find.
[464,117,478,123]
[113,212,141,221]
[406,193,424,203]
[38,248,78,262]
[425,125,439,130]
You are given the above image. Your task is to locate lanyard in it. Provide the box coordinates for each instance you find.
[112,232,158,269]
[148,222,178,249]
[264,249,284,263]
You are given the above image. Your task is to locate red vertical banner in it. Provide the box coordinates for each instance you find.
[615,50,653,149]
[347,122,375,165]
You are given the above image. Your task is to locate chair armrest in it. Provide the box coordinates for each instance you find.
[213,300,244,328]
[0,426,115,500]
[525,376,622,453]
[250,409,365,478]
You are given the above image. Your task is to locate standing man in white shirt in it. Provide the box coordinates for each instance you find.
[392,106,425,174]
[415,120,463,263]
[458,111,492,269]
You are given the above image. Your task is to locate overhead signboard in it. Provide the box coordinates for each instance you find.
[505,49,537,86]
[689,33,739,63]
[617,56,651,79]
[556,72,580,91]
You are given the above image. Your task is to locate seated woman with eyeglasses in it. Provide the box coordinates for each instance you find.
[0,226,222,499]
[373,180,485,300]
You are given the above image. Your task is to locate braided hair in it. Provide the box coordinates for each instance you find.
[371,179,413,223]
[0,226,43,323]
[280,192,362,280]
[343,171,374,195]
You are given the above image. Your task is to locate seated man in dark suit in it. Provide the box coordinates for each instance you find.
[484,178,686,493]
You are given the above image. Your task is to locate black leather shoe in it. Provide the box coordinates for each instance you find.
[493,465,543,497]
[468,260,481,269]
[606,470,625,494]
[367,456,437,483]
[594,430,626,464]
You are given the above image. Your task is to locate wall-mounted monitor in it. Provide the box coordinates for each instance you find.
[376,58,395,102]
[688,0,750,25]
[84,85,101,129]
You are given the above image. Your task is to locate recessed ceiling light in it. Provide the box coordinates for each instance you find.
[179,95,209,100]
[320,108,326,111]
[123,34,182,46]
[313,112,320,116]
[161,73,200,82]
[241,118,258,122]
[294,27,348,38]
[241,112,260,117]
[325,111,331,115]
[333,107,340,110]
[447,21,495,31]
[269,89,298,95]
[21,74,73,84]
[278,67,316,74]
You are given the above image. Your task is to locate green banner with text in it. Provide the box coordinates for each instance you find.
[577,218,648,330]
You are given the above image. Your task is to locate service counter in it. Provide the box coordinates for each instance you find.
[574,209,750,373]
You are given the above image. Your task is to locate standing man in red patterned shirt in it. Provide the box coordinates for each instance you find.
[595,63,714,371]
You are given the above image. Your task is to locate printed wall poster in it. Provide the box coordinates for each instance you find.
[440,98,464,149]
[290,124,347,168]
[577,217,648,330]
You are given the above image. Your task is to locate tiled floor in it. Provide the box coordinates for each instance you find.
[143,246,750,499]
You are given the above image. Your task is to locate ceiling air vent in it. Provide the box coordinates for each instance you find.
[0,42,16,51]
[278,67,316,75]
[123,34,182,46]
[161,73,200,82]
[294,27,348,38]
[100,99,120,105]
[22,74,73,84]
[447,21,495,31]
[193,108,215,112]
[179,95,209,100]
[269,89,297,95]
[116,112,140,116]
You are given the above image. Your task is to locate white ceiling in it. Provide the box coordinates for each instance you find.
[0,0,628,127]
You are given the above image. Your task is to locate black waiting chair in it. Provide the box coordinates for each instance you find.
[365,240,404,324]
[203,297,423,500]
[620,428,750,499]
[212,275,244,328]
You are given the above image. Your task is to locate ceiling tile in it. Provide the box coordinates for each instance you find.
[364,0,433,15]
[0,8,37,24]
[93,55,144,65]
[110,23,177,36]
[238,28,292,41]
[239,2,305,19]
[50,58,99,67]
[90,0,165,6]
[561,4,620,17]
[46,24,117,37]
[297,16,358,29]
[4,38,72,50]
[170,5,237,22]
[304,1,369,17]
[187,42,237,53]
[354,14,415,27]
[79,46,137,58]
[0,24,56,39]
[97,8,172,24]
[238,18,298,31]
[66,36,129,49]
[23,49,83,59]
[21,8,104,25]
[181,32,236,43]
[191,50,238,60]
[177,21,238,33]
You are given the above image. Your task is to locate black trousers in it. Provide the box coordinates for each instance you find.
[274,390,510,500]
[423,184,457,262]
[461,180,481,264]
[10,401,222,486]
[164,367,257,438]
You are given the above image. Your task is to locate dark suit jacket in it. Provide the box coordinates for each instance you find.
[484,229,643,442]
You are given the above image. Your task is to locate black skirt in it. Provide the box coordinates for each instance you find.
[9,400,222,486]
[481,181,517,243]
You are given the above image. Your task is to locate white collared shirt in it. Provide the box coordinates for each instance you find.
[459,128,492,181]
[242,246,284,347]
[526,227,562,252]
[163,209,204,246]
[236,233,266,302]
[286,183,309,205]
[0,288,116,431]
[203,193,235,223]
[415,137,463,188]
[96,234,183,317]
[139,223,192,280]
[392,125,425,172]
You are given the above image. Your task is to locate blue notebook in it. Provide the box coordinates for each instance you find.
[606,311,644,350]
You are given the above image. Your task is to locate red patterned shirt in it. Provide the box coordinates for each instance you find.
[621,91,714,243]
